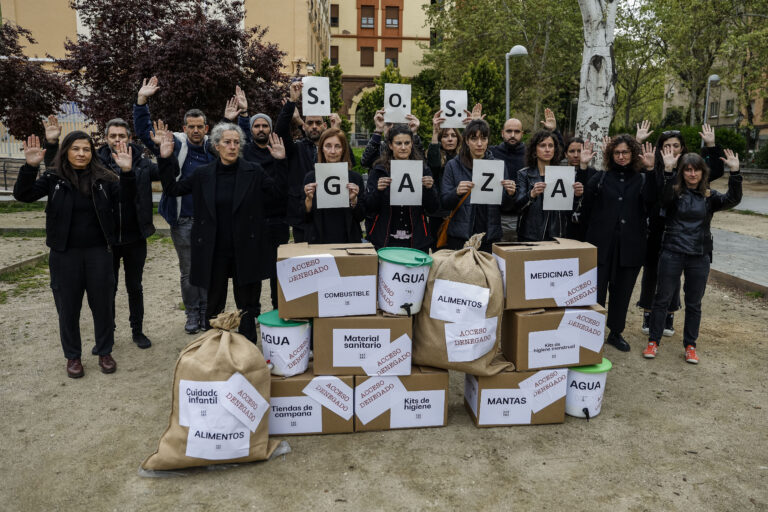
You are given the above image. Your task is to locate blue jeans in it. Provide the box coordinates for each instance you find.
[649,250,710,346]
[170,217,207,318]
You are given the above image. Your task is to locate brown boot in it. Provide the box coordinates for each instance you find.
[66,358,84,379]
[98,354,117,374]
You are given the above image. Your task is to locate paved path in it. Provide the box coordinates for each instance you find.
[711,228,768,288]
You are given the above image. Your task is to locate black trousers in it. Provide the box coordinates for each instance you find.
[638,223,681,311]
[49,246,115,359]
[292,226,306,244]
[206,253,261,343]
[597,241,641,335]
[649,250,710,347]
[255,220,290,310]
[112,238,147,334]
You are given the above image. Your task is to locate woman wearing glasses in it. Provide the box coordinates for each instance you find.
[579,134,655,352]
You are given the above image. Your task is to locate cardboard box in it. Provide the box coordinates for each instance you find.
[464,365,567,427]
[313,313,413,376]
[492,238,597,309]
[501,305,605,371]
[354,366,448,432]
[276,243,378,319]
[269,366,354,435]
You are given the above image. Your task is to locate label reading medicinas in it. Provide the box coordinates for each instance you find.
[524,258,579,300]
[478,388,532,425]
[528,330,580,369]
[219,372,270,433]
[332,328,390,368]
[389,390,445,429]
[430,279,490,323]
[361,333,412,376]
[269,396,323,435]
[354,376,407,425]
[276,254,340,301]
[444,317,498,362]
[317,275,377,317]
[519,369,568,414]
[302,376,354,420]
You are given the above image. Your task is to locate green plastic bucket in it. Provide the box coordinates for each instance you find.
[377,248,433,315]
[257,310,311,377]
[565,358,612,419]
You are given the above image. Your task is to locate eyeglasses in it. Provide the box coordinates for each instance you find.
[613,150,631,157]
[662,130,681,137]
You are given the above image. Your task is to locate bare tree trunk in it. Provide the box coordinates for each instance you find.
[575,0,618,169]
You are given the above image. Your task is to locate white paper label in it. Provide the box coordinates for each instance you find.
[384,83,411,123]
[179,380,222,428]
[317,274,377,317]
[389,390,445,429]
[528,330,580,369]
[430,279,490,323]
[493,253,507,296]
[524,258,580,301]
[302,376,354,420]
[276,253,340,301]
[464,374,479,419]
[354,376,407,425]
[302,76,331,116]
[261,323,311,377]
[444,317,498,362]
[478,388,532,425]
[185,420,250,461]
[315,163,350,209]
[439,90,468,129]
[470,159,505,205]
[553,267,598,307]
[219,372,269,433]
[269,396,323,435]
[519,369,568,414]
[543,166,575,211]
[361,333,412,376]
[332,328,390,368]
[390,160,423,206]
[558,308,605,353]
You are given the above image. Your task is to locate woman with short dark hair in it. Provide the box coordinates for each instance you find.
[642,150,741,363]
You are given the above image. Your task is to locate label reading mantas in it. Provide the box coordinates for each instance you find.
[478,388,532,425]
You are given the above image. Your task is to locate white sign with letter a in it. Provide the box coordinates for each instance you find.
[543,166,575,211]
[302,76,331,116]
[471,159,505,205]
[384,83,411,123]
[439,90,468,129]
[315,163,349,209]
[390,160,423,206]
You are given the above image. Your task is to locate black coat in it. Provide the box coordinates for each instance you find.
[364,162,439,251]
[241,142,288,219]
[302,169,366,244]
[489,141,526,176]
[660,172,742,257]
[158,156,286,289]
[580,167,656,267]
[13,164,135,251]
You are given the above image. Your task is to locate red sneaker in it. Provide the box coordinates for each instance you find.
[642,341,658,359]
[684,345,699,364]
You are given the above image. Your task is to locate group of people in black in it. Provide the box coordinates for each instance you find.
[14,77,742,378]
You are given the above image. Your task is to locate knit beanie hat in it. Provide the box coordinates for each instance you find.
[250,113,273,131]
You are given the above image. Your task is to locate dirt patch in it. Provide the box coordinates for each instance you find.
[0,236,47,269]
[0,240,766,511]
[712,211,768,240]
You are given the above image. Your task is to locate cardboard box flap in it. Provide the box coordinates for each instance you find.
[517,308,547,316]
[277,242,375,259]
[344,248,378,256]
[413,365,445,375]
[493,238,595,254]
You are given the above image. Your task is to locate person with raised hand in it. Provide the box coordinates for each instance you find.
[426,109,461,250]
[364,124,439,251]
[361,108,426,170]
[642,149,742,364]
[132,76,214,335]
[156,122,286,343]
[636,124,726,337]
[302,128,366,243]
[635,119,652,143]
[14,131,136,378]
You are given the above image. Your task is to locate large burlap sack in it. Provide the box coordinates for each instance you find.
[413,234,512,376]
[142,311,280,471]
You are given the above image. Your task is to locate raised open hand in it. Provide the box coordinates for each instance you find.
[137,76,159,104]
[699,123,715,147]
[541,108,556,131]
[580,139,596,168]
[43,115,61,143]
[150,119,169,146]
[267,133,286,160]
[640,142,655,170]
[224,96,242,121]
[23,135,46,167]
[635,120,652,143]
[112,141,133,171]
[159,131,175,159]
[720,148,739,172]
[235,85,248,113]
[661,145,679,171]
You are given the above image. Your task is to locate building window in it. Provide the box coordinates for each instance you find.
[724,99,735,116]
[361,5,374,28]
[709,101,719,118]
[330,46,339,66]
[385,6,399,28]
[330,4,339,27]
[361,47,374,67]
[385,48,398,67]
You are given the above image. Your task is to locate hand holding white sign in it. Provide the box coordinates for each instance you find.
[302,76,331,116]
[384,83,411,123]
[543,166,575,211]
[470,160,505,205]
[390,160,423,206]
[315,163,350,209]
[439,90,468,129]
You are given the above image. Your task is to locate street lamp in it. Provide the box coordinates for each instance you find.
[505,45,528,121]
[703,74,720,147]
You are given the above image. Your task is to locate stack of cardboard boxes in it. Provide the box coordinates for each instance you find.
[464,238,606,427]
[268,243,448,435]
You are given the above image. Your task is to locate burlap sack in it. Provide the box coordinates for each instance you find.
[142,311,280,471]
[413,234,512,376]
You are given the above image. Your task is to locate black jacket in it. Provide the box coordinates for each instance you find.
[425,143,456,217]
[660,172,742,257]
[361,132,425,170]
[439,151,515,243]
[302,170,366,244]
[241,142,288,219]
[364,162,439,251]
[580,166,656,267]
[14,163,135,251]
[158,156,285,289]
[489,141,526,176]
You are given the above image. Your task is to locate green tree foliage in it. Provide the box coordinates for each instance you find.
[314,57,351,134]
[460,57,505,143]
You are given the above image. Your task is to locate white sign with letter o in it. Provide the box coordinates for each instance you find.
[384,83,411,123]
[315,163,349,209]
